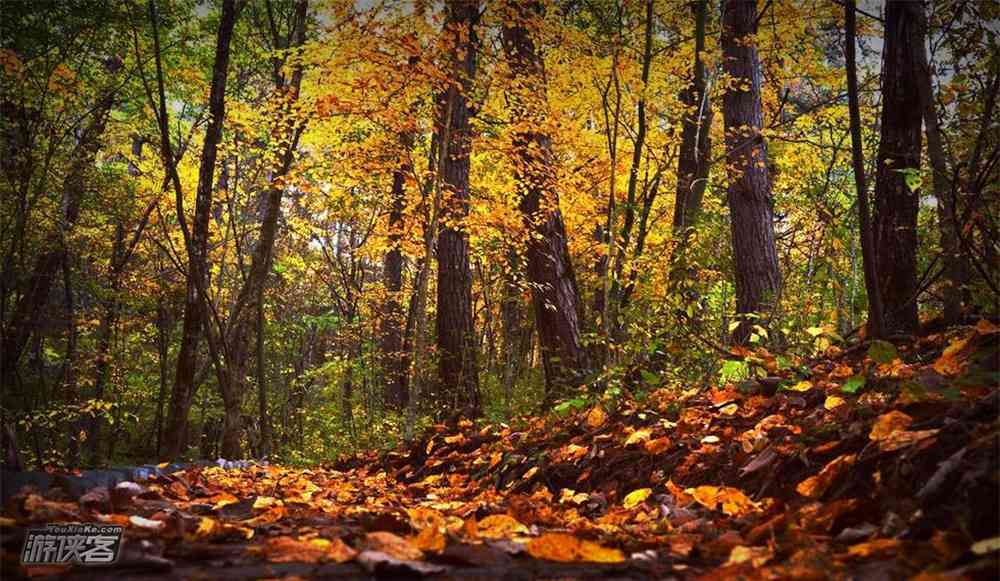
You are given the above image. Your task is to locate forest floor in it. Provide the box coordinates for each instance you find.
[2,321,999,580]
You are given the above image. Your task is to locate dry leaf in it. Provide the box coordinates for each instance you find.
[869,411,913,441]
[796,454,857,499]
[622,488,652,509]
[585,406,607,428]
[363,531,423,561]
[476,514,528,539]
[526,533,624,563]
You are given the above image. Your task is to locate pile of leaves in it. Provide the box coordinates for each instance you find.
[2,321,998,579]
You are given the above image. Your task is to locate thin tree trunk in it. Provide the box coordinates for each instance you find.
[914,9,969,325]
[381,133,412,410]
[873,0,924,335]
[501,0,590,404]
[845,0,885,340]
[673,0,712,239]
[436,0,481,419]
[163,0,240,460]
[62,256,79,468]
[721,0,781,344]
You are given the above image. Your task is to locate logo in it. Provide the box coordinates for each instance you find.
[21,523,123,565]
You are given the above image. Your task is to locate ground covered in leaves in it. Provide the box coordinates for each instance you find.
[3,321,999,579]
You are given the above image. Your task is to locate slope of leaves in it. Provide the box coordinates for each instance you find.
[2,322,998,579]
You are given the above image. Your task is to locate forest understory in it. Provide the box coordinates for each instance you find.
[3,320,998,579]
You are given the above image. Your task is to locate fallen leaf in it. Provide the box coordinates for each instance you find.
[869,411,913,441]
[526,533,624,563]
[687,486,759,516]
[823,395,846,410]
[357,550,445,575]
[585,406,607,428]
[257,536,357,564]
[129,515,165,530]
[643,436,671,455]
[727,545,772,567]
[625,428,652,446]
[971,536,1000,555]
[622,488,652,509]
[796,454,857,499]
[363,531,423,561]
[846,538,901,558]
[476,514,528,539]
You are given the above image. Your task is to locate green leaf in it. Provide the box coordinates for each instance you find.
[867,340,898,365]
[640,370,659,386]
[720,360,749,382]
[841,375,866,394]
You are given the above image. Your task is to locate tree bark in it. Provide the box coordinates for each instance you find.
[721,0,781,344]
[163,0,240,460]
[501,0,590,404]
[381,133,412,410]
[435,0,481,419]
[873,0,924,335]
[913,8,969,325]
[845,0,885,340]
[673,0,713,238]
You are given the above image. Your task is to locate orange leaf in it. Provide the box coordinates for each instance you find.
[526,533,624,563]
[869,411,913,441]
[644,436,672,455]
[258,536,356,564]
[796,454,856,499]
[362,532,423,561]
[585,406,607,428]
[476,514,528,539]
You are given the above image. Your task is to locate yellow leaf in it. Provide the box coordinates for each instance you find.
[727,545,772,567]
[477,514,528,539]
[846,538,901,558]
[788,380,813,392]
[624,428,652,446]
[444,433,466,445]
[526,533,624,563]
[971,536,1000,555]
[622,488,652,509]
[824,395,846,410]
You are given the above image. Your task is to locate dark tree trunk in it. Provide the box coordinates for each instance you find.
[154,297,172,459]
[501,0,590,404]
[436,0,481,419]
[673,0,712,238]
[163,0,239,460]
[913,9,969,325]
[62,256,79,468]
[381,133,412,410]
[873,0,924,335]
[845,0,885,340]
[721,0,781,344]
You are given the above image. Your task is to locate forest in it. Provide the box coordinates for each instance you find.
[0,0,998,578]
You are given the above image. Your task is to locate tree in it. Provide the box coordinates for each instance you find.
[844,0,885,340]
[673,0,713,239]
[501,0,590,404]
[435,0,481,419]
[381,133,413,410]
[872,0,923,335]
[720,0,781,344]
[161,0,240,460]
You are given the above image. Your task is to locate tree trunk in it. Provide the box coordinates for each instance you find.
[721,0,781,344]
[673,0,712,238]
[163,0,240,460]
[381,133,412,410]
[501,0,590,404]
[845,0,885,340]
[215,0,307,460]
[435,0,481,419]
[873,0,924,335]
[914,9,969,325]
